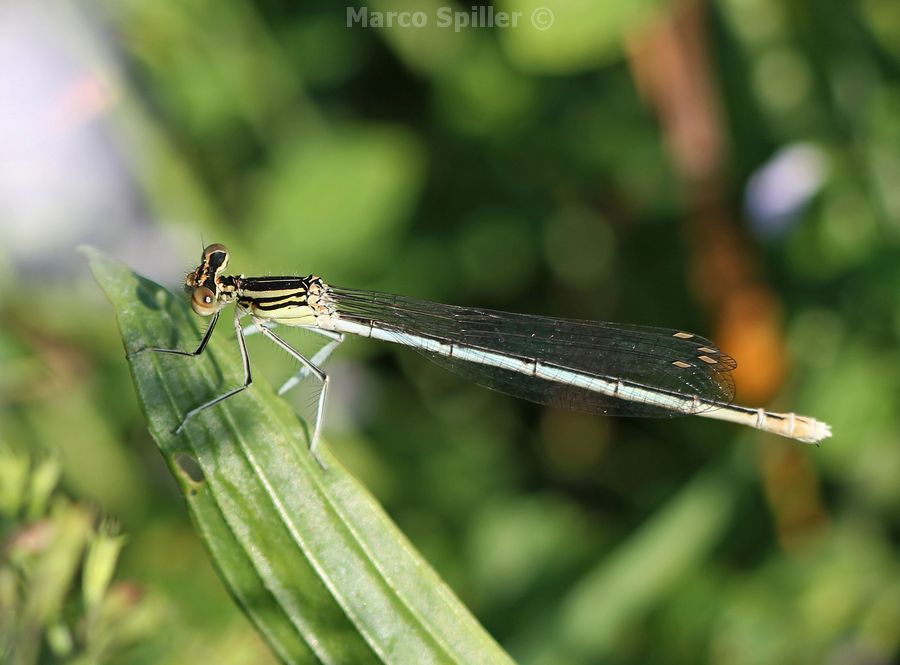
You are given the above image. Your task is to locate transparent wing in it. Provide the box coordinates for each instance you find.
[329,287,736,418]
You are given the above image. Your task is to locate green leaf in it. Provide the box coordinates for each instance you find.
[85,247,515,665]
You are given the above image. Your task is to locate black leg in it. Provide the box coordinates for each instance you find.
[173,310,253,434]
[135,310,221,358]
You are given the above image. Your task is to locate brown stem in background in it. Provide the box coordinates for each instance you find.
[625,0,826,551]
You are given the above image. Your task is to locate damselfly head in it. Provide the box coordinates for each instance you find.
[184,243,231,316]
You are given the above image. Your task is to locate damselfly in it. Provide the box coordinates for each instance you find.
[145,244,831,459]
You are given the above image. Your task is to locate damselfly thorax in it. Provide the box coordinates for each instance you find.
[145,243,831,464]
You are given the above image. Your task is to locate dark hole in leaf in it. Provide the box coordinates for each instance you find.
[176,453,206,484]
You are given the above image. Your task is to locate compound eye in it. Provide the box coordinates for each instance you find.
[191,286,218,316]
[201,243,229,274]
[203,243,227,259]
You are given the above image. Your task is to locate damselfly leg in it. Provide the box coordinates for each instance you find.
[143,304,331,466]
[151,308,254,435]
[140,310,221,359]
[244,323,343,397]
[255,325,330,462]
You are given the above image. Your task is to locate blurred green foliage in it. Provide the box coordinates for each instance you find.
[1,0,899,663]
[0,447,170,664]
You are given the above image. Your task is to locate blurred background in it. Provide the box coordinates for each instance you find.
[1,0,899,663]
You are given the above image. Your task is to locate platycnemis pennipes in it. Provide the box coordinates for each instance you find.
[143,244,831,461]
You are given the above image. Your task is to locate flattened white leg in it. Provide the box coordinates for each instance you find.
[256,323,330,468]
[243,322,342,396]
[278,333,343,396]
